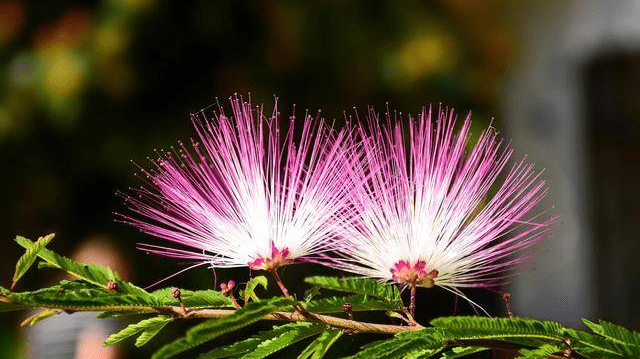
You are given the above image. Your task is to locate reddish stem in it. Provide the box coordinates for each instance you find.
[270,269,291,298]
[409,284,417,318]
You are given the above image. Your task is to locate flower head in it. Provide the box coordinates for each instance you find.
[332,106,555,297]
[119,96,359,272]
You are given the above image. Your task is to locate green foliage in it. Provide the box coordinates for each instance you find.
[343,335,443,359]
[104,316,171,346]
[237,322,325,359]
[151,297,295,359]
[15,235,148,296]
[583,319,640,347]
[6,280,233,313]
[297,329,342,359]
[304,276,401,305]
[517,344,562,358]
[429,316,566,340]
[304,294,403,313]
[8,236,640,359]
[150,287,233,308]
[0,285,28,311]
[439,347,489,358]
[242,276,268,303]
[12,233,55,290]
[136,318,171,347]
[19,308,59,327]
[197,322,318,359]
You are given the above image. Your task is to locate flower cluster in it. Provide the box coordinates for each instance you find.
[332,108,555,300]
[120,96,362,273]
[120,96,553,299]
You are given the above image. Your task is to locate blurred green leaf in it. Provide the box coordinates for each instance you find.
[19,308,59,327]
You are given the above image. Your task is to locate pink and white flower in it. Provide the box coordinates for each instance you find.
[332,106,555,299]
[119,96,361,272]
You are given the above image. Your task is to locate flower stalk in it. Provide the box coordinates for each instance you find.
[269,269,291,298]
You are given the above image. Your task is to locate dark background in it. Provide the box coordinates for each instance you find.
[1,1,639,358]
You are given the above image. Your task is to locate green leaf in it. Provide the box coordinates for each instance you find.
[104,316,171,346]
[303,285,321,303]
[303,276,401,305]
[426,317,638,358]
[429,316,566,341]
[6,280,159,310]
[19,309,59,327]
[96,311,149,318]
[596,319,640,347]
[344,336,443,359]
[0,286,28,312]
[242,276,268,303]
[152,297,295,359]
[12,234,55,290]
[197,322,307,359]
[199,322,326,359]
[135,318,171,347]
[440,346,489,358]
[517,344,562,358]
[15,235,148,296]
[582,319,604,336]
[150,288,233,308]
[569,329,637,357]
[5,281,233,313]
[0,302,29,312]
[297,329,342,359]
[402,348,443,359]
[304,294,403,313]
[239,322,325,359]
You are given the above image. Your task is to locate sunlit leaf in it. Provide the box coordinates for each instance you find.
[12,234,55,290]
[19,308,59,327]
[152,297,295,359]
[104,315,171,346]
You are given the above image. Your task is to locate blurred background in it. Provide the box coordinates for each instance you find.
[0,0,638,357]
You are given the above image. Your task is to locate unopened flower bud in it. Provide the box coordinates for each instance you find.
[172,287,181,300]
[107,280,117,292]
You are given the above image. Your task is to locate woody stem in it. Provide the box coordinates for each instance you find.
[270,269,291,298]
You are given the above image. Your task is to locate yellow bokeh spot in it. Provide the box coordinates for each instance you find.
[44,51,86,100]
[399,33,458,79]
[93,22,128,61]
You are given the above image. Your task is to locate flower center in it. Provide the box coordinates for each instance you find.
[390,260,439,288]
[247,243,293,271]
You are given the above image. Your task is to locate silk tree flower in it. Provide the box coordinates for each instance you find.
[332,106,555,310]
[119,96,361,281]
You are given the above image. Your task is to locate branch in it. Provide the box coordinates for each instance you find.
[1,295,420,335]
[156,306,422,335]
